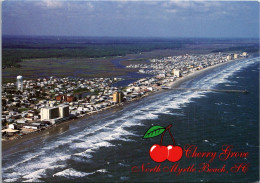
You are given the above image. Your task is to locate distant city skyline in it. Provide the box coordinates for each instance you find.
[2,0,259,38]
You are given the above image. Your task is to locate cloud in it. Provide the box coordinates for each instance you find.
[161,1,240,18]
[2,0,258,38]
[86,2,94,10]
[166,9,177,14]
[163,1,221,10]
[37,0,64,9]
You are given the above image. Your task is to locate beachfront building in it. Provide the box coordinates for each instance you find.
[8,123,17,130]
[172,69,181,77]
[113,91,123,103]
[226,55,233,60]
[242,52,248,57]
[40,105,70,124]
[59,105,70,118]
[40,106,59,121]
[2,128,20,136]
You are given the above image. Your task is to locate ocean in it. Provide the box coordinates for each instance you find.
[2,57,259,182]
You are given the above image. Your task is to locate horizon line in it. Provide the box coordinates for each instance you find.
[2,34,260,40]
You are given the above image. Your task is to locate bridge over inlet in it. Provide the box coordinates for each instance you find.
[171,88,249,94]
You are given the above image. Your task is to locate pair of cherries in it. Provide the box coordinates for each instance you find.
[149,125,183,162]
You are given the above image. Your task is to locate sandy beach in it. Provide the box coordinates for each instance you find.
[170,59,237,88]
[2,58,238,155]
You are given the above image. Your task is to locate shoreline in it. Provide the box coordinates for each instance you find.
[1,58,239,155]
[169,59,238,89]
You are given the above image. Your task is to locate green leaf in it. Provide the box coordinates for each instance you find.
[143,126,165,138]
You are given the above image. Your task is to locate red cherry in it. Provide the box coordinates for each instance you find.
[149,144,168,162]
[167,145,183,162]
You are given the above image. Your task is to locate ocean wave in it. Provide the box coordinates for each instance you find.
[53,168,93,178]
[118,162,130,167]
[190,57,259,89]
[96,169,108,173]
[22,169,46,181]
[3,152,70,182]
[53,168,107,178]
[70,136,114,149]
[3,178,18,182]
[4,152,43,171]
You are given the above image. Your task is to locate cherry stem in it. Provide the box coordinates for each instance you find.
[160,124,176,146]
[167,129,176,146]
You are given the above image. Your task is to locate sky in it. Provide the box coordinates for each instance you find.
[2,0,259,38]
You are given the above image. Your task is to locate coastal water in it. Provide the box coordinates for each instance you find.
[2,57,259,182]
[111,57,152,87]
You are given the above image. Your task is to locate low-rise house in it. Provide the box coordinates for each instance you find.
[8,123,17,129]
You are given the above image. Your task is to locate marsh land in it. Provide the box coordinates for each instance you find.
[2,36,259,83]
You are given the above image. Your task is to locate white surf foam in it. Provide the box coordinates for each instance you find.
[4,178,18,182]
[3,152,70,182]
[53,168,93,178]
[96,169,108,173]
[22,169,46,181]
[190,58,259,89]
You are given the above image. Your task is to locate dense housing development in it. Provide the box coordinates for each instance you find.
[1,52,247,140]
